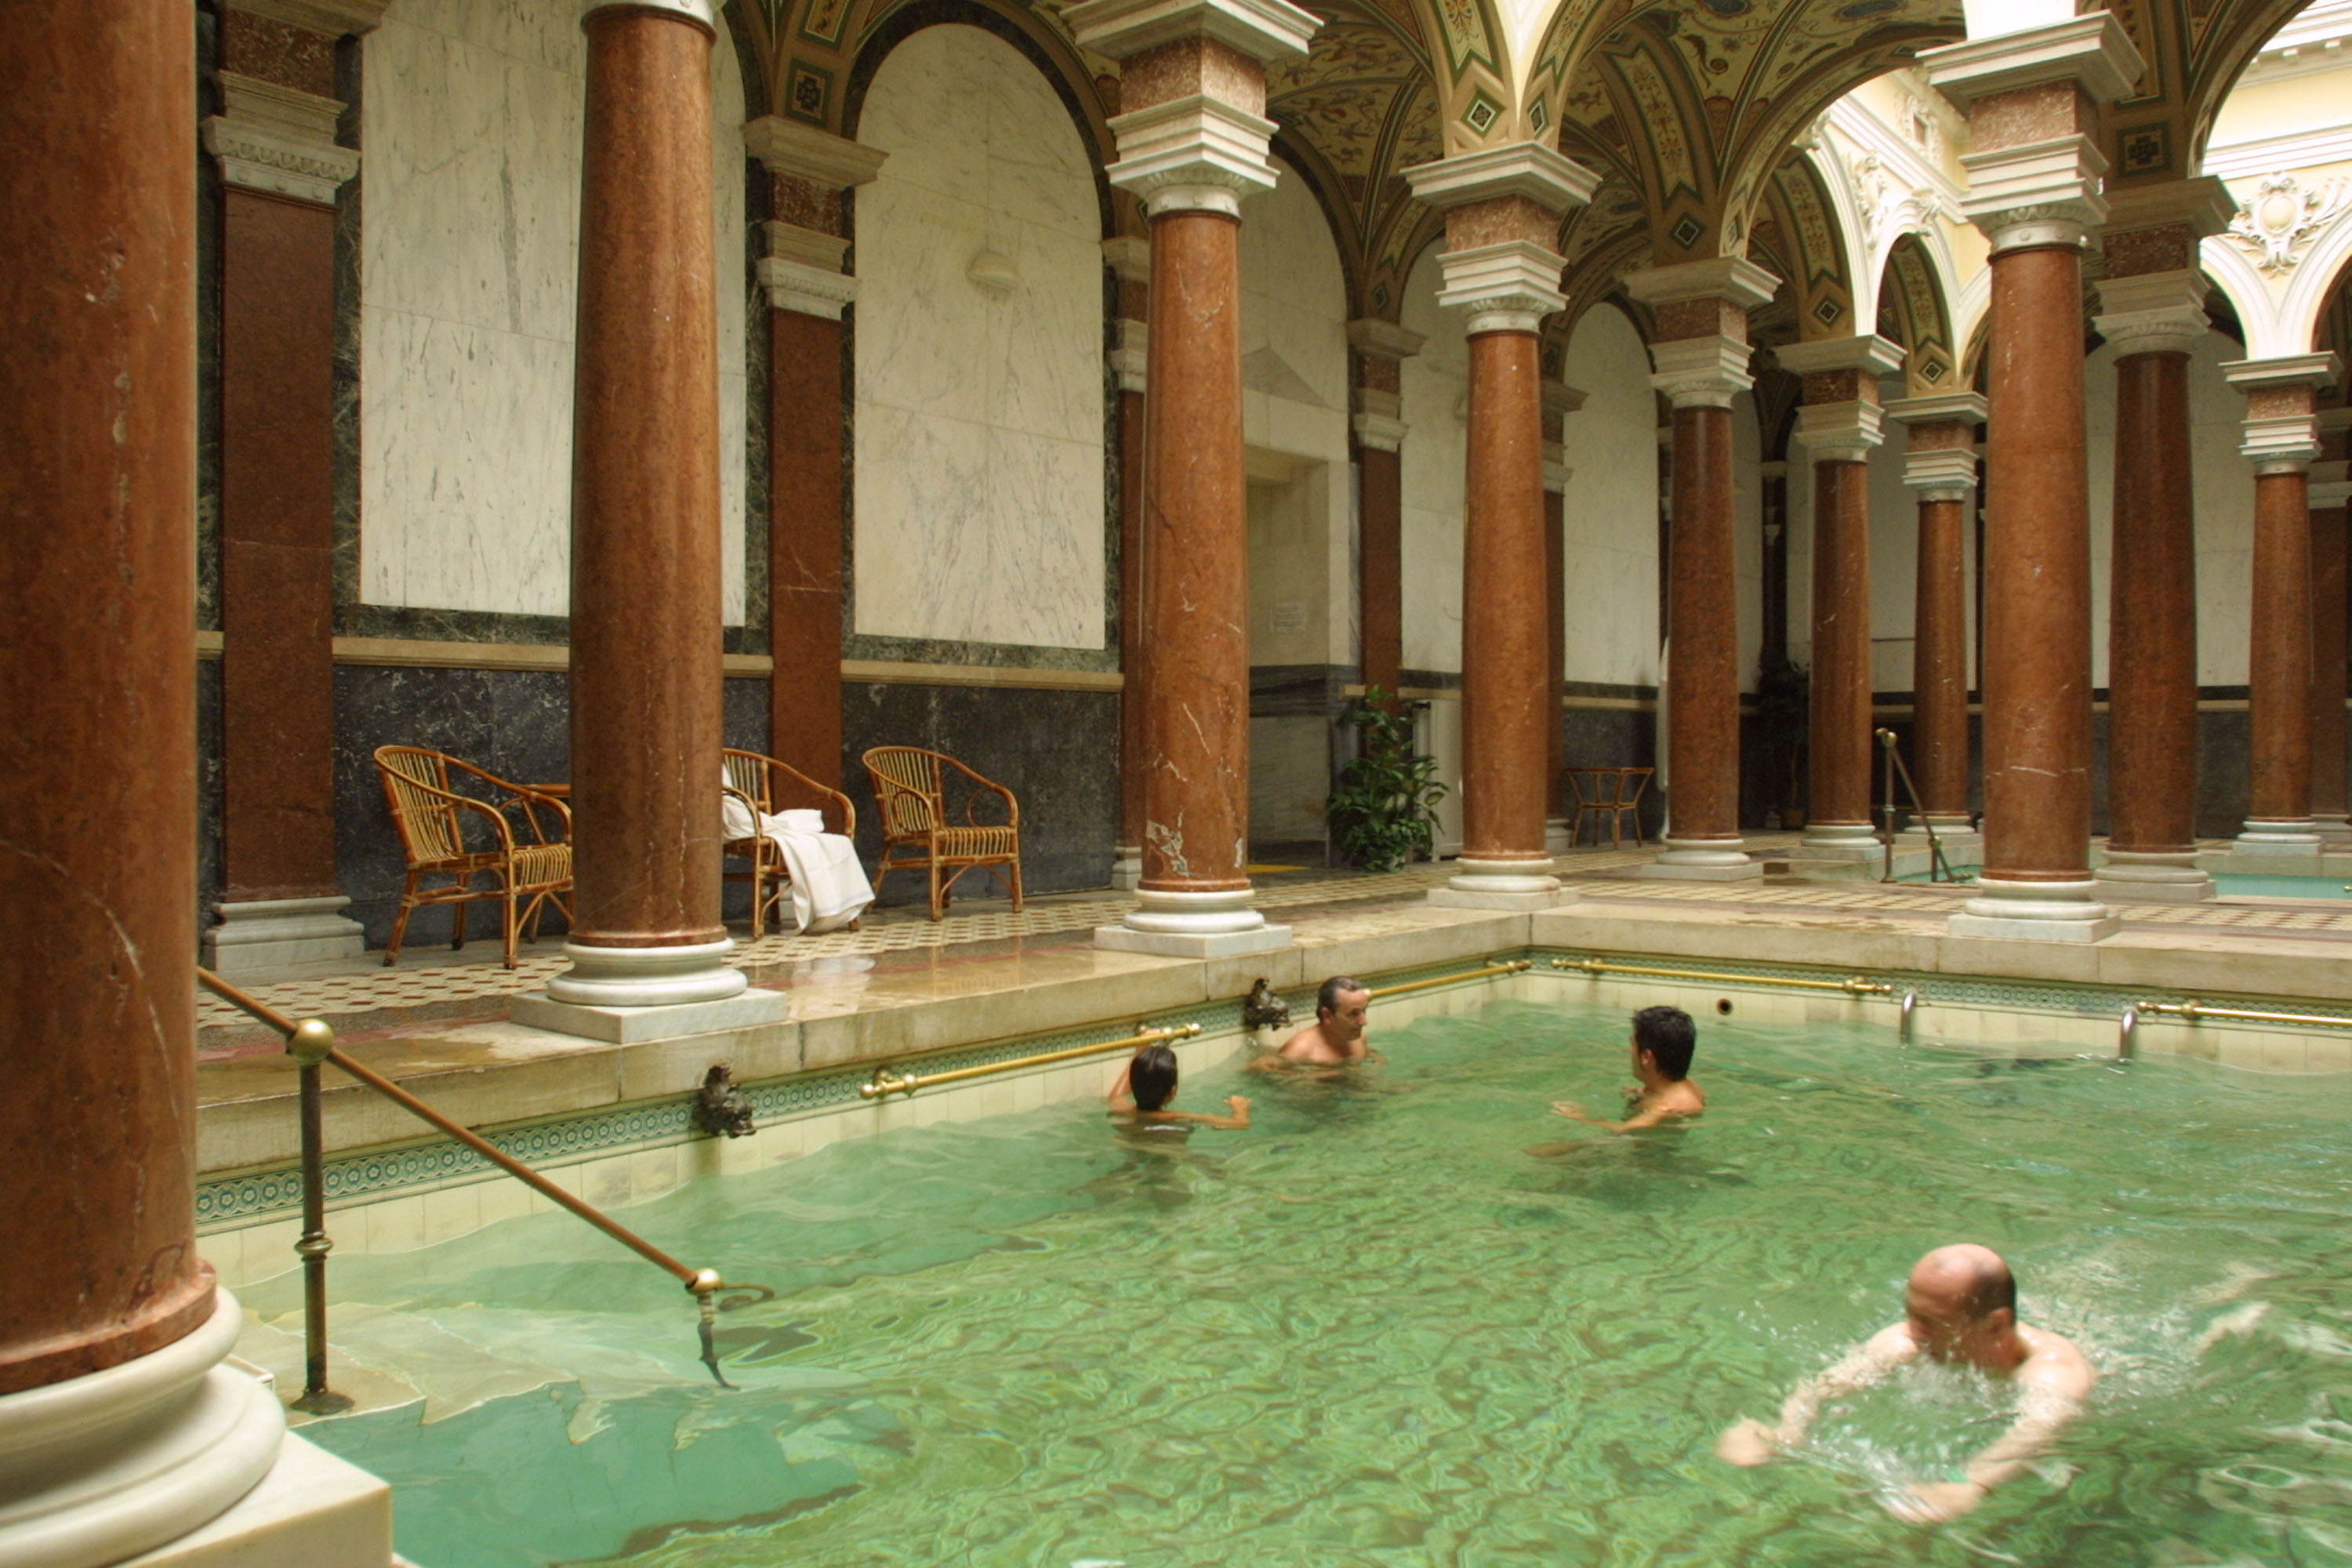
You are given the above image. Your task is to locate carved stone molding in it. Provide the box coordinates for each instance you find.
[757,256,859,318]
[2224,172,2352,274]
[202,73,358,205]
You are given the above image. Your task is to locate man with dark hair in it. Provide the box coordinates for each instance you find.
[1552,1004,1704,1131]
[1717,1243,2096,1523]
[1258,974,1375,1069]
[1107,1043,1251,1130]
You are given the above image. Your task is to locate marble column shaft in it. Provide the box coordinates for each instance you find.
[568,4,725,948]
[1670,401,1744,844]
[2107,349,2200,856]
[1458,327,1552,868]
[2250,464,2316,826]
[1913,488,1972,816]
[2310,458,2350,837]
[1808,458,1873,831]
[769,307,846,790]
[0,0,215,1392]
[1138,208,1251,895]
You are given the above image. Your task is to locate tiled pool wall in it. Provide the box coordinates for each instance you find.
[197,951,2352,1289]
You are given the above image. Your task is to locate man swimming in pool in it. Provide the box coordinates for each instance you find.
[1716,1243,2096,1523]
[1107,1043,1251,1130]
[1550,1004,1704,1131]
[1254,975,1375,1071]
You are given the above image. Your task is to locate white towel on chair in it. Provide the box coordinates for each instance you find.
[721,797,875,935]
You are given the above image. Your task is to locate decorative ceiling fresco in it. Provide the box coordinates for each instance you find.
[1875,230,1955,394]
[721,0,2347,339]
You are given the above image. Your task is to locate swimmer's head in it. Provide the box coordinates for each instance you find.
[1129,1044,1179,1112]
[1317,975,1370,1041]
[1632,1005,1697,1080]
[1904,1243,2018,1363]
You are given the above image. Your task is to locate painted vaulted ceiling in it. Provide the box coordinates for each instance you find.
[724,0,2337,336]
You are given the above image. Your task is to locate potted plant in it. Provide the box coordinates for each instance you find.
[1326,688,1448,873]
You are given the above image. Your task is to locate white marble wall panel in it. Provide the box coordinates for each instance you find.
[852,25,1105,650]
[1400,247,1468,675]
[361,0,747,621]
[2084,332,2256,688]
[1239,158,1352,666]
[1559,304,1664,690]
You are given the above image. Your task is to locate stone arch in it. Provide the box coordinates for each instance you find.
[1876,233,1956,397]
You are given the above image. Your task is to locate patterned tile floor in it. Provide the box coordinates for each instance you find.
[196,834,2352,1045]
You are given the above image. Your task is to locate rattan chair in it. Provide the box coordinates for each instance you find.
[1566,764,1654,849]
[722,748,860,938]
[374,746,573,968]
[859,746,1023,920]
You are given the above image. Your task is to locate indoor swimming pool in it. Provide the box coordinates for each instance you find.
[262,997,2352,1566]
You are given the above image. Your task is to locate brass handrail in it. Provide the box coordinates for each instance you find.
[861,1022,1202,1100]
[1367,960,1533,1000]
[2135,998,2352,1030]
[1874,728,1958,884]
[198,967,762,1397]
[1548,956,1896,997]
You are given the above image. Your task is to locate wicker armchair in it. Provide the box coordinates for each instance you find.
[722,748,860,938]
[859,746,1024,920]
[374,746,573,968]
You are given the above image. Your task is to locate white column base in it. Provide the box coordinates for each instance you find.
[120,1431,392,1568]
[1426,855,1563,910]
[1543,818,1572,854]
[2228,819,2326,870]
[2313,812,2352,845]
[2094,848,2214,902]
[200,896,366,974]
[0,1289,288,1568]
[510,938,786,1044]
[1094,887,1293,958]
[1946,877,2119,942]
[1795,822,1883,862]
[1108,845,1143,891]
[1635,837,1761,881]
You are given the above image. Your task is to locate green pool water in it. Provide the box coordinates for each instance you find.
[267,1000,2352,1567]
[2210,874,2352,900]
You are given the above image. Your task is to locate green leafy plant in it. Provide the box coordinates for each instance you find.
[1327,688,1447,873]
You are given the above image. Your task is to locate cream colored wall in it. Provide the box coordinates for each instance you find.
[1399,245,1468,675]
[1867,423,1917,693]
[1558,304,1665,689]
[1240,158,1353,668]
[851,25,1105,650]
[359,0,747,621]
[2082,332,2257,688]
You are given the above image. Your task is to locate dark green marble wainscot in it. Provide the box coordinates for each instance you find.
[841,681,1118,900]
[330,668,773,947]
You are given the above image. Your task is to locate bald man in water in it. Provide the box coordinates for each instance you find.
[1716,1244,2096,1523]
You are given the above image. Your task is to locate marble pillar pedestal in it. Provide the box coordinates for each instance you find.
[1948,878,2121,942]
[1641,838,1763,880]
[1428,858,1566,911]
[2096,848,2216,902]
[201,895,365,974]
[1095,890,1293,958]
[512,939,787,1044]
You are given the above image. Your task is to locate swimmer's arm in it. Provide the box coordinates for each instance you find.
[1550,1098,1682,1133]
[1888,1385,2083,1523]
[1154,1095,1253,1130]
[1107,1063,1133,1105]
[1721,1331,1907,1462]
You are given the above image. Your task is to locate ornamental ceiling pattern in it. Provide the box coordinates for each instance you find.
[725,0,2339,336]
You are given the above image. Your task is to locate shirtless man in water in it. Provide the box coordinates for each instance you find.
[1717,1243,2096,1523]
[1552,1004,1704,1132]
[1253,975,1375,1072]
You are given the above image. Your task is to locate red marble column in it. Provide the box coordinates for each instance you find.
[1,0,215,1393]
[539,0,751,1012]
[2311,441,2351,843]
[2223,358,2337,858]
[1358,441,1404,699]
[1925,24,2140,938]
[1625,262,1777,880]
[2102,331,2209,895]
[1886,398,1984,844]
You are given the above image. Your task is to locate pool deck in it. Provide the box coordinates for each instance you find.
[194,833,2352,1182]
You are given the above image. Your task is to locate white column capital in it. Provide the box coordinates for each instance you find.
[1103,234,1152,282]
[1886,390,1987,428]
[1402,142,1601,215]
[1903,445,1980,500]
[1109,320,1149,392]
[1648,334,1755,407]
[1621,256,1779,309]
[1774,333,1904,379]
[1921,12,2143,106]
[583,0,717,28]
[1542,441,1570,493]
[1066,0,1319,63]
[1346,317,1427,361]
[1432,239,1567,335]
[1792,401,1886,463]
[1352,412,1408,452]
[2226,353,2340,471]
[2093,267,2208,354]
[1104,96,1283,216]
[1543,379,1587,418]
[201,73,358,205]
[758,256,858,318]
[742,116,886,187]
[1955,135,2108,252]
